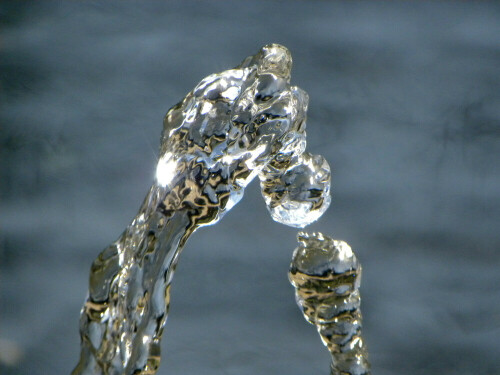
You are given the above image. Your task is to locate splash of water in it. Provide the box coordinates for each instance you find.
[289,232,371,375]
[73,44,331,374]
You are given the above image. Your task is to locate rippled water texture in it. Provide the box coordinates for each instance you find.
[72,44,330,374]
[290,232,370,375]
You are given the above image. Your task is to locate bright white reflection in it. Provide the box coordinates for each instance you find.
[337,242,353,262]
[156,153,177,187]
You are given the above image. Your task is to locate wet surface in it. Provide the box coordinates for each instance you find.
[1,1,499,374]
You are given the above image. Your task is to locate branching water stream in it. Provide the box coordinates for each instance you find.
[73,44,331,374]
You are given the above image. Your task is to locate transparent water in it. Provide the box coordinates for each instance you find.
[73,44,331,374]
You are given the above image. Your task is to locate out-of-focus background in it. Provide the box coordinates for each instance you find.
[1,1,499,374]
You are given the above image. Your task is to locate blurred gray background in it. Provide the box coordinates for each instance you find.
[1,1,499,374]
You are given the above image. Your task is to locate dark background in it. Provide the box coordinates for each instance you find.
[1,1,499,374]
